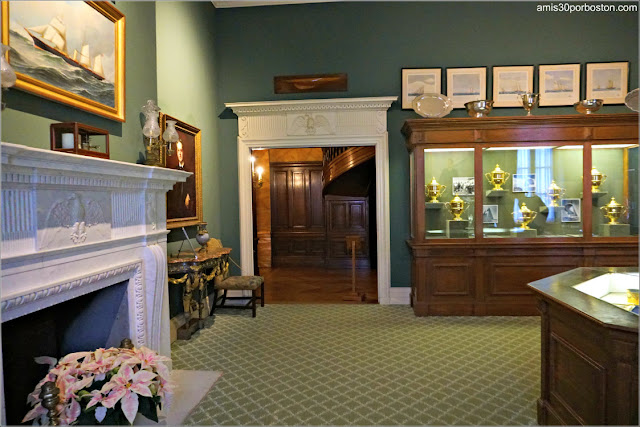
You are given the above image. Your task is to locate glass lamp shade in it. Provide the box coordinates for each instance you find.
[141,100,161,138]
[1,44,17,88]
[162,120,179,143]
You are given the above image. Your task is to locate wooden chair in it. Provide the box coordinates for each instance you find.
[210,275,264,317]
[206,239,265,317]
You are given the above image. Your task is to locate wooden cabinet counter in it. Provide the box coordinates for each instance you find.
[528,267,638,425]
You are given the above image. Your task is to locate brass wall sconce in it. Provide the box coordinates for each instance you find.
[251,156,264,188]
[141,100,178,167]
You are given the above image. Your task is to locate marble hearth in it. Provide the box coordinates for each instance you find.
[1,142,189,421]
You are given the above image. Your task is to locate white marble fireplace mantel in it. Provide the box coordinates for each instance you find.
[1,142,189,359]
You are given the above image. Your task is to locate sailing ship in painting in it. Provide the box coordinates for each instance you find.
[7,1,116,108]
[24,16,105,81]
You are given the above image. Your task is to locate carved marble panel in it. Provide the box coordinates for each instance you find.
[36,190,112,250]
[1,188,35,255]
[287,112,337,136]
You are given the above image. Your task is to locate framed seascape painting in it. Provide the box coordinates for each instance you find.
[586,61,629,104]
[161,113,203,228]
[492,65,534,107]
[1,1,125,121]
[401,68,442,109]
[446,67,486,109]
[538,63,580,106]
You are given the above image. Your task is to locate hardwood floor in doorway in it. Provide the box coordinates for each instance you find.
[260,267,378,303]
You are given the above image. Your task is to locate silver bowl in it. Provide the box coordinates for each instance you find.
[574,99,603,114]
[465,100,494,118]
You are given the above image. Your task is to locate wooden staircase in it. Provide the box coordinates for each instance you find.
[322,146,375,188]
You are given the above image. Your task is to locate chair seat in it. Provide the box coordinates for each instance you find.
[215,275,264,291]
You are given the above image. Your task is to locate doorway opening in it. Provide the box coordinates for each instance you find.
[251,147,377,303]
[227,96,395,304]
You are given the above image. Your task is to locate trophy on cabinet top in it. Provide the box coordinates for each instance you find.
[425,177,446,203]
[601,197,626,225]
[485,164,510,191]
[446,194,466,221]
[591,167,607,193]
[547,180,566,207]
[514,202,537,230]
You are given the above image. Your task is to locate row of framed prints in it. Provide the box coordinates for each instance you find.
[401,62,630,109]
[482,199,581,224]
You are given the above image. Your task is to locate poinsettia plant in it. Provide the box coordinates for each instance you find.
[23,345,173,425]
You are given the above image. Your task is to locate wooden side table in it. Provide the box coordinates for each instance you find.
[168,246,231,339]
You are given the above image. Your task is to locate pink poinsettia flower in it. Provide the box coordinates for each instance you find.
[134,346,171,380]
[156,377,174,410]
[58,351,91,365]
[80,348,119,379]
[22,403,47,423]
[100,364,157,424]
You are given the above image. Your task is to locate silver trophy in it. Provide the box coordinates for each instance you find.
[519,92,539,116]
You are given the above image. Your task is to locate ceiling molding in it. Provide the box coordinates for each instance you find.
[212,1,341,8]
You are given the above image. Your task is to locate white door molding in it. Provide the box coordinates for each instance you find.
[225,97,396,304]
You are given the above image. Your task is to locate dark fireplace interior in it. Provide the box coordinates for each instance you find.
[2,281,129,425]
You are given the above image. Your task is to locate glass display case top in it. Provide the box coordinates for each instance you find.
[572,271,640,315]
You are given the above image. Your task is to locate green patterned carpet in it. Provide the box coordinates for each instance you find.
[171,305,540,426]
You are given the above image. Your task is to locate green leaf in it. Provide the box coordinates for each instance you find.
[138,395,159,422]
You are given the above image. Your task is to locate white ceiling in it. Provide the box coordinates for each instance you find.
[212,1,340,8]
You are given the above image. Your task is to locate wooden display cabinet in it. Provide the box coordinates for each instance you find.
[402,114,639,316]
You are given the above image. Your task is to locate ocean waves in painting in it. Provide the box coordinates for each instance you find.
[9,29,115,108]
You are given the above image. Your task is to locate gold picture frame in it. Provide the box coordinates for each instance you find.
[160,112,203,229]
[1,1,125,121]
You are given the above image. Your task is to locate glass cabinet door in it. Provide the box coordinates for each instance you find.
[424,148,475,239]
[481,145,584,238]
[592,144,639,237]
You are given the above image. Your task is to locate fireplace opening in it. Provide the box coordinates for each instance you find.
[1,280,129,425]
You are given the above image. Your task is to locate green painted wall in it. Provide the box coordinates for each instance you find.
[214,1,638,286]
[1,1,157,163]
[155,2,219,256]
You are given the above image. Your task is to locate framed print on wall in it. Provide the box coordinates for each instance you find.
[446,67,487,109]
[492,65,534,107]
[1,1,125,121]
[538,63,580,106]
[586,61,629,104]
[161,113,203,228]
[401,68,442,109]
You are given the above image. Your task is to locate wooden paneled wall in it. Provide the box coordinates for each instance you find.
[254,148,323,268]
[271,162,325,266]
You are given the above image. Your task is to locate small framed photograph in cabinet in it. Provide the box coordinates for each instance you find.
[446,67,487,109]
[492,65,534,107]
[401,68,442,109]
[538,63,581,106]
[513,174,536,193]
[560,198,581,223]
[586,61,629,104]
[483,205,499,224]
